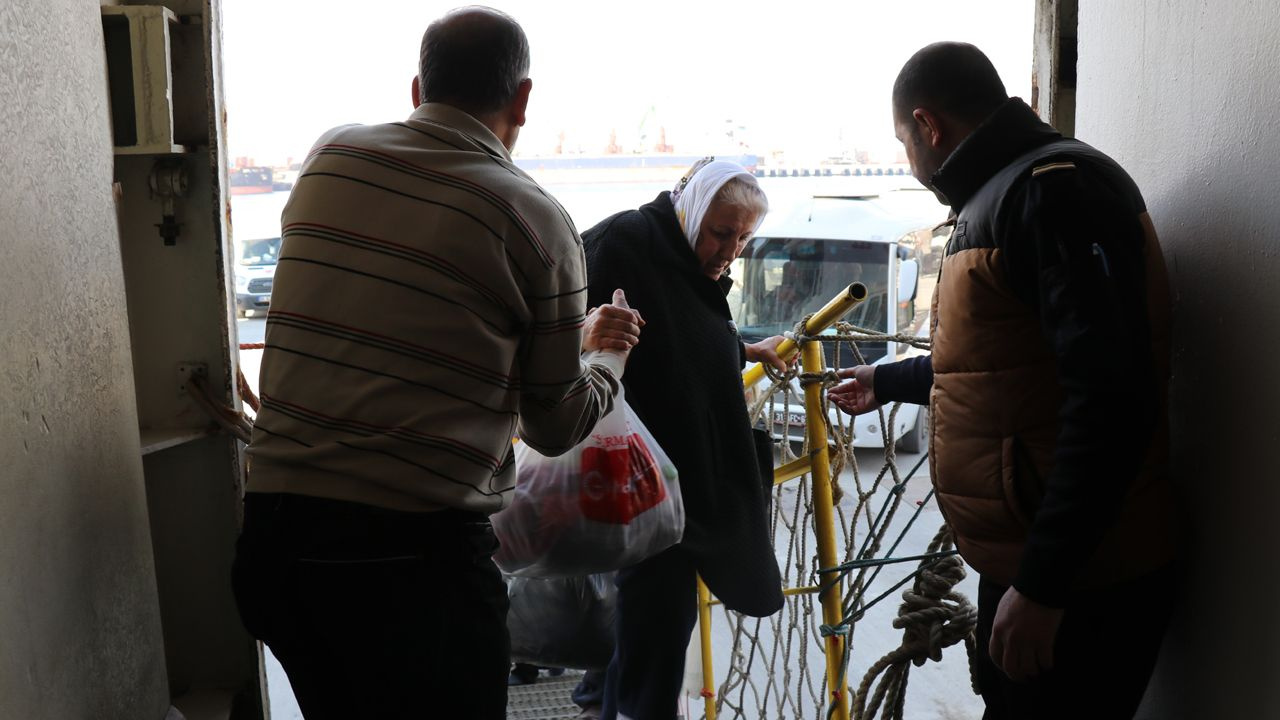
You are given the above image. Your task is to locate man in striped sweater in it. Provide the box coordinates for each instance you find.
[230,8,641,718]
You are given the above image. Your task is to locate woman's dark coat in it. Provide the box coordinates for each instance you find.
[582,191,783,617]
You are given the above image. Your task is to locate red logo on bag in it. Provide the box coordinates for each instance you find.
[579,433,667,524]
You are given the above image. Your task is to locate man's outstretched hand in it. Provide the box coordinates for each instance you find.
[828,365,881,416]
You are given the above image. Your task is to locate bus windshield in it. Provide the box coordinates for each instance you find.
[239,237,281,266]
[726,236,890,340]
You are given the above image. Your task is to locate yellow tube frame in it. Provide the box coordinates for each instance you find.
[693,282,865,720]
[801,337,851,720]
[742,282,868,390]
[697,576,718,720]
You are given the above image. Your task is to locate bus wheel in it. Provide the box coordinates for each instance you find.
[896,407,928,454]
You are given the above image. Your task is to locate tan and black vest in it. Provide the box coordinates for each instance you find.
[929,137,1176,590]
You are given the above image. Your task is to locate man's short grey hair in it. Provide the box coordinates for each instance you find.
[419,6,530,116]
[714,177,769,219]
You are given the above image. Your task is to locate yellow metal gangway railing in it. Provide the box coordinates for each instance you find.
[694,282,868,720]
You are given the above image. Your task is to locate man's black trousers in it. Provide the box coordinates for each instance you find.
[975,565,1175,720]
[232,492,510,719]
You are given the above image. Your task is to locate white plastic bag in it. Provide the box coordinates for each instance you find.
[493,390,683,577]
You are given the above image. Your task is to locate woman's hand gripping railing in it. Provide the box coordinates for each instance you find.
[742,283,868,391]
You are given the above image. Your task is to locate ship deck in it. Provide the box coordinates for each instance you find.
[506,671,588,720]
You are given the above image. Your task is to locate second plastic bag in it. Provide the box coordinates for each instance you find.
[493,389,683,577]
[506,572,616,670]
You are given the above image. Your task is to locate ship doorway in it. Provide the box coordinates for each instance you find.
[217,1,1039,716]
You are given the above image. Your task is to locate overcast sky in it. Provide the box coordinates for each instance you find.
[221,1,1034,165]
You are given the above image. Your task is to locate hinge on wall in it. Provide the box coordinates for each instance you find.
[149,159,188,245]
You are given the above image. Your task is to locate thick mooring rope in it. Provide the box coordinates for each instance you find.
[849,528,978,720]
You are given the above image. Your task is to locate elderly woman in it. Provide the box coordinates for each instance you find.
[582,159,787,720]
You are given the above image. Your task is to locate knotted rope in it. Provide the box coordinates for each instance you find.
[850,528,978,720]
[188,373,253,444]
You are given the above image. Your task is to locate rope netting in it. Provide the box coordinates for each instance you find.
[705,323,978,720]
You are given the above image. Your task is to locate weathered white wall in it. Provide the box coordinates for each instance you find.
[1079,2,1280,718]
[0,0,169,717]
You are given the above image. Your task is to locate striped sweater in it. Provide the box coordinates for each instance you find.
[245,103,623,514]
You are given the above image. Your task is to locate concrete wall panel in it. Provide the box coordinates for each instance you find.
[1079,2,1280,717]
[0,0,169,718]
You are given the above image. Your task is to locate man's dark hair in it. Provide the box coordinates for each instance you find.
[892,42,1008,126]
[419,7,530,116]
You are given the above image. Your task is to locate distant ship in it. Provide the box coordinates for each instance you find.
[512,153,912,182]
[229,166,295,195]
[515,153,758,172]
[229,166,274,196]
[514,153,760,184]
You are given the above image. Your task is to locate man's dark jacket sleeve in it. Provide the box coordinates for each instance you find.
[1005,167,1160,606]
[873,355,933,406]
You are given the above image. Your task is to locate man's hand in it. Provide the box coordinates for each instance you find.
[582,289,644,353]
[988,586,1065,682]
[744,335,790,373]
[827,365,881,416]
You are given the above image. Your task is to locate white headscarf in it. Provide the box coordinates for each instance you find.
[670,158,764,250]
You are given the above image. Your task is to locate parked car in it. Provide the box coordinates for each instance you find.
[726,193,945,451]
[234,236,280,318]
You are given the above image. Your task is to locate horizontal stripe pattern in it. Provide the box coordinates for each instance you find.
[397,119,581,234]
[262,343,518,416]
[246,104,620,514]
[282,221,514,313]
[314,142,553,268]
[266,310,516,389]
[274,254,509,334]
[262,394,502,472]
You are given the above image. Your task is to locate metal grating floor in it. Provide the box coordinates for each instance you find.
[506,670,587,719]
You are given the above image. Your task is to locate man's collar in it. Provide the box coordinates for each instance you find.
[407,103,512,161]
[930,98,1061,211]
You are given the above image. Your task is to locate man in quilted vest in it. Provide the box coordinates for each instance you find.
[830,42,1178,720]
